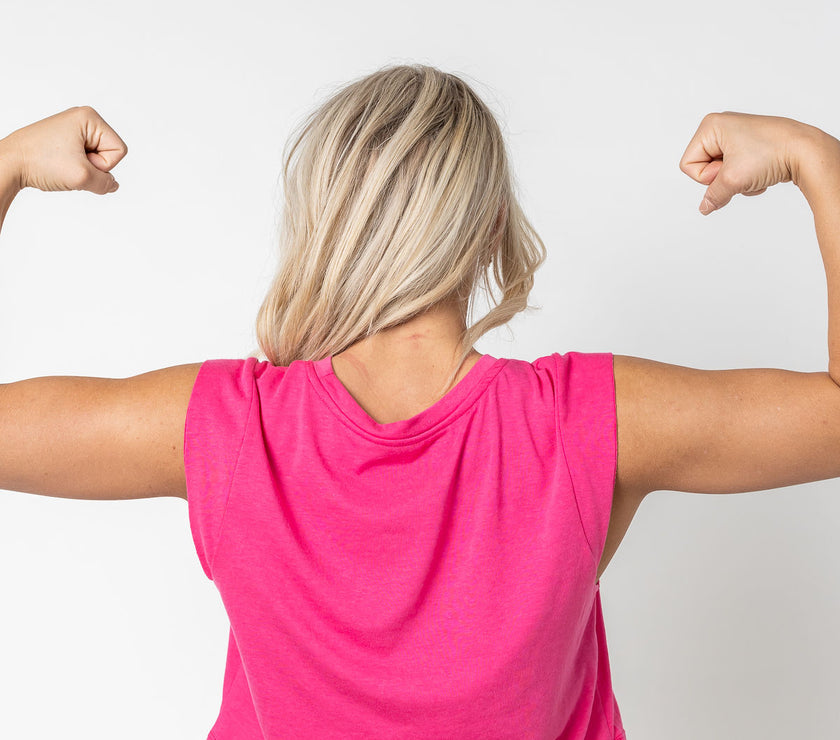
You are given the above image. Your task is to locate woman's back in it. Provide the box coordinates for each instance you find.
[185,350,624,739]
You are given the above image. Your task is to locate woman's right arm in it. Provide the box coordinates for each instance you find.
[616,116,840,501]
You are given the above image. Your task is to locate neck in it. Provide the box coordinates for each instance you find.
[332,300,480,399]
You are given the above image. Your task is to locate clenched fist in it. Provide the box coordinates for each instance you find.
[679,111,815,215]
[2,106,127,195]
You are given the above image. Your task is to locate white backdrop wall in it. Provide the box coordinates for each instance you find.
[0,1,838,738]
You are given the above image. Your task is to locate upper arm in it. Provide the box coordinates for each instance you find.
[0,362,203,500]
[614,354,840,499]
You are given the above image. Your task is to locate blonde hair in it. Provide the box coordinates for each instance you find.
[254,62,547,395]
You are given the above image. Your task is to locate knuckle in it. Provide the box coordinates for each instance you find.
[75,105,97,119]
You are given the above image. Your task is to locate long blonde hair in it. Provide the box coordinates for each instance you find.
[254,62,547,394]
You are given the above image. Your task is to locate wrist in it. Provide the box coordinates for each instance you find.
[0,134,24,194]
[788,123,840,198]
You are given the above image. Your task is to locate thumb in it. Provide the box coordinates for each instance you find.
[82,155,119,195]
[699,162,734,215]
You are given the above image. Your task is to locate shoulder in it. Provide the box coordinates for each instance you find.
[185,356,288,405]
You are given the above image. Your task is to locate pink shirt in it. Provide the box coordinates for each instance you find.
[185,351,625,739]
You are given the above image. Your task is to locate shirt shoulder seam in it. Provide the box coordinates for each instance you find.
[206,360,258,575]
[553,352,600,569]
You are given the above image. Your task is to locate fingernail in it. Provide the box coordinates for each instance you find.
[699,198,713,215]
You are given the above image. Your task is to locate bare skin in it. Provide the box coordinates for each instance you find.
[331,299,482,425]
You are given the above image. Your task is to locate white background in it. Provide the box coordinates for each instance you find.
[1,1,839,738]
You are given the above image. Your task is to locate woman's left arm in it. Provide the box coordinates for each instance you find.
[0,107,202,501]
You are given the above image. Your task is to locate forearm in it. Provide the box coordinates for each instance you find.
[0,136,23,234]
[793,126,840,384]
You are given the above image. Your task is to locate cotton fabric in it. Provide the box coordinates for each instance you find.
[184,351,625,739]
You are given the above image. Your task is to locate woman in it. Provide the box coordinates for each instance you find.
[0,64,838,739]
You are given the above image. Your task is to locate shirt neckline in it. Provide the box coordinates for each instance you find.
[308,352,504,442]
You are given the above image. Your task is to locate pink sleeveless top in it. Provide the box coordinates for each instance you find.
[185,351,625,739]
